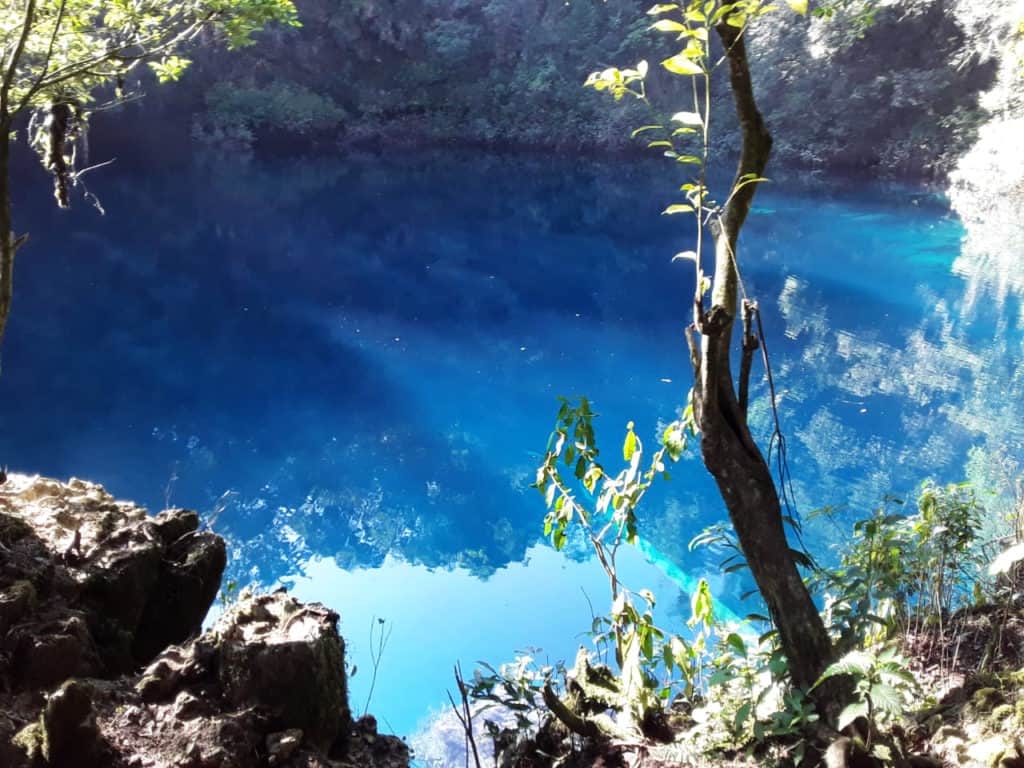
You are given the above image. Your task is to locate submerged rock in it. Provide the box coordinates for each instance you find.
[0,473,409,768]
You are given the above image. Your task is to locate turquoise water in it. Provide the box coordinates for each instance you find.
[3,149,1022,746]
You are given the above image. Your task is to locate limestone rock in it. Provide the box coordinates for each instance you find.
[267,728,304,766]
[0,474,227,681]
[217,592,350,751]
[0,474,406,768]
[13,679,103,768]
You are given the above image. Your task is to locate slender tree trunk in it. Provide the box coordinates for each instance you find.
[0,127,17,352]
[688,23,833,693]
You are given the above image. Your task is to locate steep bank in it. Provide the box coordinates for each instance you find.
[0,474,408,768]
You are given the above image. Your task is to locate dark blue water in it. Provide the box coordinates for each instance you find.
[3,148,1022,744]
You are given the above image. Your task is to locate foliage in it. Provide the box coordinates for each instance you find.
[529,402,814,751]
[0,0,299,156]
[810,0,878,36]
[184,0,659,148]
[199,80,345,145]
[581,0,779,292]
[534,397,703,726]
[813,644,917,759]
[218,578,240,607]
[813,481,985,648]
[470,652,564,740]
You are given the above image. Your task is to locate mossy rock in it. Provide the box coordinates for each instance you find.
[0,580,37,633]
[12,722,45,764]
[0,513,34,546]
[991,704,1015,730]
[973,687,1005,712]
[12,680,100,766]
[966,734,1012,768]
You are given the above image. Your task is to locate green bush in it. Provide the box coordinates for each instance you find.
[814,481,985,648]
[201,80,346,144]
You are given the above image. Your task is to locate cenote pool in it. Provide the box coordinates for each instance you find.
[2,149,1022,752]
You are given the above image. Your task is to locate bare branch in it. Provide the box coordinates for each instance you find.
[542,681,602,740]
[447,664,483,768]
[1,0,38,117]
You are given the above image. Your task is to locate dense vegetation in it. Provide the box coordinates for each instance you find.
[99,0,1010,182]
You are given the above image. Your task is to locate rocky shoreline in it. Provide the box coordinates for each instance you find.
[0,474,409,768]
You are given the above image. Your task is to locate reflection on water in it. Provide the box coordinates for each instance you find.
[2,148,1023,738]
[281,543,691,738]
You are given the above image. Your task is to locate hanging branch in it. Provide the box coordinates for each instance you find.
[738,298,759,418]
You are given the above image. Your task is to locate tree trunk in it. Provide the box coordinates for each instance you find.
[0,126,16,353]
[688,23,834,694]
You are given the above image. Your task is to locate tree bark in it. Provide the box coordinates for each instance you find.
[689,22,834,694]
[0,125,16,353]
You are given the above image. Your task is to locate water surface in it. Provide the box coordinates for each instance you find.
[3,148,1022,742]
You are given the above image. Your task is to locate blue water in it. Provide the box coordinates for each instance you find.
[3,148,1023,743]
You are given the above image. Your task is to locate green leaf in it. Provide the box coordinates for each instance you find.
[870,682,903,716]
[787,0,808,14]
[670,635,691,667]
[647,3,680,13]
[676,155,702,164]
[707,668,733,687]
[662,422,686,461]
[872,745,893,762]
[552,528,567,550]
[651,19,687,32]
[672,250,698,262]
[662,204,694,215]
[661,53,704,76]
[623,421,638,461]
[726,633,747,657]
[688,578,713,627]
[710,3,736,23]
[815,650,873,686]
[647,140,674,149]
[837,700,868,731]
[734,701,752,732]
[631,125,664,138]
[789,548,814,568]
